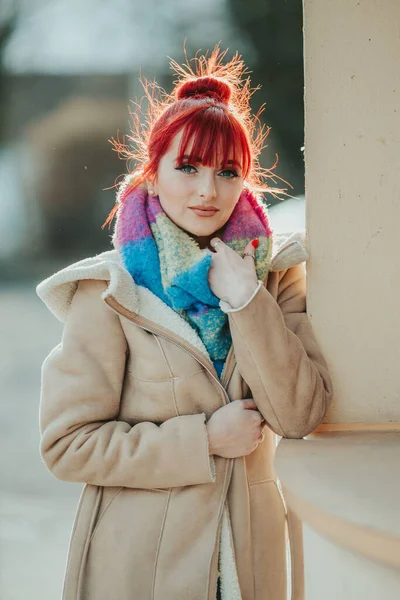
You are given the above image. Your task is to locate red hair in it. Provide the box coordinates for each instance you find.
[103,45,287,228]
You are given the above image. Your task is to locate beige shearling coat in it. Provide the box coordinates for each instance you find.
[37,231,333,600]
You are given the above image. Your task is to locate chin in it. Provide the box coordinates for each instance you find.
[189,224,215,234]
[176,214,228,238]
[189,217,227,236]
[188,226,220,238]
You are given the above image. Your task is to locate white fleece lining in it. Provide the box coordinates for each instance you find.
[133,285,211,361]
[220,505,243,600]
[36,249,212,362]
[270,233,309,272]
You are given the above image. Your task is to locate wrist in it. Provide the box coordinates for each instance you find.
[224,282,258,309]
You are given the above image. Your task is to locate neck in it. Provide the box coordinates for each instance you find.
[192,235,213,250]
[190,226,226,250]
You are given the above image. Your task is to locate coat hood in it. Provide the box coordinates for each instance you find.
[36,230,308,325]
[36,230,308,365]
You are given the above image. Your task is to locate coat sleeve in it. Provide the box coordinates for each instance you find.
[223,264,333,438]
[39,279,215,488]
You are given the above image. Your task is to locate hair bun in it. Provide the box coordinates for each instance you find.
[176,76,232,104]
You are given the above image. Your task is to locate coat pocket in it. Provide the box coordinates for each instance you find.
[81,487,171,600]
[89,486,123,543]
[249,480,287,600]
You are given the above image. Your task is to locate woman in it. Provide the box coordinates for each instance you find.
[37,47,332,600]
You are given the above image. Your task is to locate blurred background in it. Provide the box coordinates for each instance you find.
[0,0,304,598]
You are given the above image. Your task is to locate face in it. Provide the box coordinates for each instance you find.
[150,130,244,243]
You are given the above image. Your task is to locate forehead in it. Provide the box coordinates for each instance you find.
[165,130,187,156]
[164,129,242,167]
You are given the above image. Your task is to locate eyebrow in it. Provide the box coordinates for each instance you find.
[179,155,242,168]
[180,154,202,163]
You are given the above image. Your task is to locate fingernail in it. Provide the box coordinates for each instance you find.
[251,238,259,249]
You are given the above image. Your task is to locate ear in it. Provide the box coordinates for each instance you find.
[146,176,158,196]
[146,180,153,195]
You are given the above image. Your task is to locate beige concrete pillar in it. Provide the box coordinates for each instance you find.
[276,2,400,598]
[305,0,400,424]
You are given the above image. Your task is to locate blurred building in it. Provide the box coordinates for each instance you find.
[0,0,238,273]
[0,0,304,278]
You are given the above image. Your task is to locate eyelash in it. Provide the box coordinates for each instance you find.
[175,164,239,179]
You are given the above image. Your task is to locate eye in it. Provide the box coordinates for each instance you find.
[175,163,197,175]
[219,168,239,179]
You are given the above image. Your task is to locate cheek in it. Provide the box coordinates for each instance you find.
[157,175,193,220]
[158,171,193,201]
[217,181,243,212]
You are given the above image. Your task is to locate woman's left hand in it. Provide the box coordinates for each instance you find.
[208,237,259,308]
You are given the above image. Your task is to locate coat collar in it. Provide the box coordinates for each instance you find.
[36,230,308,363]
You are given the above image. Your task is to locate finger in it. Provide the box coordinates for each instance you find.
[210,237,225,252]
[256,412,264,425]
[257,430,265,444]
[251,411,263,425]
[242,238,259,265]
[241,399,257,410]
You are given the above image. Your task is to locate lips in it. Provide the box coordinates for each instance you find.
[189,205,219,218]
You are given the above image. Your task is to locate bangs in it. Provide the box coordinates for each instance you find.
[177,107,252,175]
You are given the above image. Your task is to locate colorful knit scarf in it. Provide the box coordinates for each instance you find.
[114,185,273,378]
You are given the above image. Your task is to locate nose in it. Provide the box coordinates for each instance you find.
[198,171,217,201]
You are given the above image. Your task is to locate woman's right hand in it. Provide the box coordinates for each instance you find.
[206,399,265,458]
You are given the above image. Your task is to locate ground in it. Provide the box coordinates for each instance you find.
[0,283,81,600]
